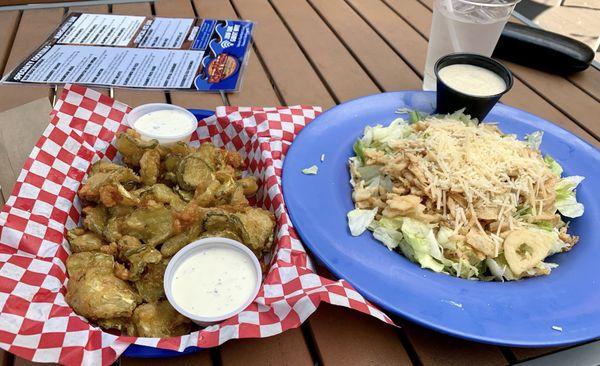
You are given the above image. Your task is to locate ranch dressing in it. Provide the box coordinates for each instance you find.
[170,246,257,318]
[133,109,195,138]
[438,64,506,97]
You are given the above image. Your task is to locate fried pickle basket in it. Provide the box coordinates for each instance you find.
[0,84,392,365]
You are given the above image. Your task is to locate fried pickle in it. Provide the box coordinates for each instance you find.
[234,207,276,253]
[66,268,140,320]
[122,204,174,246]
[160,223,202,257]
[116,235,142,261]
[96,317,135,335]
[68,129,275,337]
[137,184,186,211]
[177,153,215,191]
[82,205,107,235]
[134,259,169,302]
[139,149,161,186]
[115,129,159,167]
[78,161,139,204]
[132,301,191,338]
[124,245,162,281]
[67,228,105,253]
[66,252,114,280]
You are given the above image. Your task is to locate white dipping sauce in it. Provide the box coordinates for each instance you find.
[438,64,506,97]
[134,109,195,137]
[171,246,257,318]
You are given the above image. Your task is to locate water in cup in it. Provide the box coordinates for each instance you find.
[423,0,518,91]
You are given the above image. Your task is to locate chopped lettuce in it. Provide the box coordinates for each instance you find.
[514,204,532,220]
[370,216,405,249]
[436,109,478,126]
[353,140,366,165]
[451,259,481,279]
[486,255,517,281]
[525,131,543,150]
[347,208,378,236]
[555,175,585,218]
[525,261,558,276]
[408,110,425,123]
[544,155,563,176]
[356,165,381,183]
[301,165,319,175]
[534,221,554,231]
[377,216,404,230]
[360,118,411,149]
[435,226,457,250]
[372,225,403,250]
[400,218,444,272]
[485,258,506,280]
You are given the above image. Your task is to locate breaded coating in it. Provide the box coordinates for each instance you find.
[68,129,275,337]
[132,301,191,337]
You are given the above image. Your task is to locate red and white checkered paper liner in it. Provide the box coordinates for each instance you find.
[0,84,393,365]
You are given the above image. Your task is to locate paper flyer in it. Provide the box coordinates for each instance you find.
[2,13,255,92]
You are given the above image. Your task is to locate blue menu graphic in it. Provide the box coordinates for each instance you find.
[192,19,254,92]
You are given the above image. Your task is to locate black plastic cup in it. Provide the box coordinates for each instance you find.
[434,53,513,122]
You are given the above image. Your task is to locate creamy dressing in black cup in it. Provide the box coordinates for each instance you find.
[434,53,513,122]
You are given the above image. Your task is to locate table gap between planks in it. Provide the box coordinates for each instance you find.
[0,0,598,365]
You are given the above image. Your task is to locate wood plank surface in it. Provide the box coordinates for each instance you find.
[230,0,336,109]
[13,358,56,366]
[154,0,224,110]
[0,0,79,4]
[121,351,212,366]
[511,346,565,361]
[0,98,52,200]
[192,0,281,107]
[308,304,413,365]
[376,0,599,147]
[0,2,598,366]
[505,61,600,139]
[0,351,10,366]
[0,7,63,113]
[399,320,506,366]
[309,0,422,91]
[0,11,20,76]
[342,0,428,78]
[111,2,168,107]
[219,329,314,366]
[270,0,381,102]
[382,0,431,39]
[567,68,600,101]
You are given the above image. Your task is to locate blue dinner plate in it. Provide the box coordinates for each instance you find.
[282,91,600,347]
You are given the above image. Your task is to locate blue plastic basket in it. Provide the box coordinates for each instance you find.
[122,108,214,358]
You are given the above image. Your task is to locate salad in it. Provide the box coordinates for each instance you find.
[347,111,584,281]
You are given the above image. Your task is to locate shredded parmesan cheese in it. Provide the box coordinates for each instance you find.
[389,119,554,239]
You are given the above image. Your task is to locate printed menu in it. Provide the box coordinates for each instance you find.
[2,13,255,92]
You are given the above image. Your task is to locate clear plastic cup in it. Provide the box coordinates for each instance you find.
[423,0,520,91]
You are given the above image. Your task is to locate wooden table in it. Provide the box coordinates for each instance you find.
[0,1,598,365]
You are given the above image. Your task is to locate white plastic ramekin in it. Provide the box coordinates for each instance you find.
[163,237,262,326]
[125,103,198,145]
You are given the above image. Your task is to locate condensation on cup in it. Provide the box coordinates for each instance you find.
[423,0,519,91]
